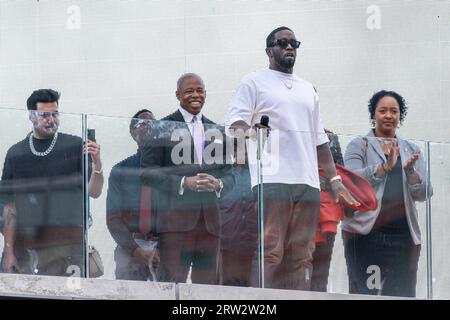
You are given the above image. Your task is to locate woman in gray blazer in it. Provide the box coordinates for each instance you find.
[343,90,432,297]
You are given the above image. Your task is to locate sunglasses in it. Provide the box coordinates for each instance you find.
[133,119,151,129]
[270,38,301,49]
[36,111,59,119]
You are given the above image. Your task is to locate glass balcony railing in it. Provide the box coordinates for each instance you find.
[0,109,448,300]
[256,128,433,298]
[0,108,87,278]
[429,141,450,299]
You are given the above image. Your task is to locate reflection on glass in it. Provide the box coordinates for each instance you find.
[312,129,345,292]
[106,109,160,281]
[218,141,257,287]
[140,116,235,285]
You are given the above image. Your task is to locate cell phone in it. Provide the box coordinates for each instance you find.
[87,128,96,142]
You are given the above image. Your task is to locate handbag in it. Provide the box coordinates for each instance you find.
[88,245,104,278]
[319,163,378,218]
[335,163,378,217]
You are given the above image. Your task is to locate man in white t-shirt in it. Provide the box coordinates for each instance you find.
[225,26,359,290]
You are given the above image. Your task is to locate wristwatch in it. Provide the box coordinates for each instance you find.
[329,175,342,184]
[218,179,224,191]
[93,167,103,174]
[405,166,415,175]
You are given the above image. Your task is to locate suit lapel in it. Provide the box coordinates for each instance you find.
[170,111,216,166]
[366,130,386,161]
[167,109,196,165]
[202,115,218,150]
[170,109,186,123]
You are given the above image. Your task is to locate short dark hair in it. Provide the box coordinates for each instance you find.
[266,26,293,48]
[368,90,408,126]
[26,89,60,110]
[129,108,154,131]
[176,73,204,92]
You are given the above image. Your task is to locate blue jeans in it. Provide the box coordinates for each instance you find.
[343,230,420,297]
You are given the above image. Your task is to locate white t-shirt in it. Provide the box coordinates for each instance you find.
[225,68,329,189]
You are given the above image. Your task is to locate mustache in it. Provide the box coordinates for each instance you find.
[33,123,58,130]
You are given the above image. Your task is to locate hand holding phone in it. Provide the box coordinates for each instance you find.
[87,128,96,142]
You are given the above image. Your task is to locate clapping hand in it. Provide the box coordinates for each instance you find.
[404,151,420,174]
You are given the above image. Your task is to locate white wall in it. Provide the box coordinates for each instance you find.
[1,0,449,142]
[1,0,449,298]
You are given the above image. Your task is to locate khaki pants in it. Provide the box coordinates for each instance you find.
[252,183,320,290]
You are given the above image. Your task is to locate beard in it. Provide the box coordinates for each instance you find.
[34,123,58,138]
[274,52,296,69]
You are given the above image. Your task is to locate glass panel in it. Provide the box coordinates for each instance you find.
[0,108,85,278]
[220,124,259,287]
[257,128,432,298]
[335,135,429,299]
[256,128,331,291]
[87,114,142,281]
[90,114,257,285]
[430,141,450,299]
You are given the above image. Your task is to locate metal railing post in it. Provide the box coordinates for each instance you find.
[256,128,264,288]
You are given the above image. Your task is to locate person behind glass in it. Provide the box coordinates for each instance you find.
[343,90,433,297]
[311,129,344,292]
[218,141,257,287]
[0,202,3,234]
[0,89,103,276]
[225,26,359,290]
[140,73,234,285]
[106,109,160,280]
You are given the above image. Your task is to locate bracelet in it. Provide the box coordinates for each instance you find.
[93,168,103,174]
[329,175,342,184]
[217,179,224,191]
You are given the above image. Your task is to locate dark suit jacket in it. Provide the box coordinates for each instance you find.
[140,109,234,236]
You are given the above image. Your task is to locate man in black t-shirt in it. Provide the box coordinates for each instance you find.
[0,89,103,276]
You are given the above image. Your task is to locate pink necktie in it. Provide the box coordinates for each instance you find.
[191,115,203,165]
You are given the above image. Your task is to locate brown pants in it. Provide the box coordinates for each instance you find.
[158,214,219,285]
[252,183,320,290]
[221,249,255,287]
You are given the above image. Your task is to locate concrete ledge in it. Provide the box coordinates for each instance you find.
[177,283,406,300]
[0,273,175,300]
[0,273,408,300]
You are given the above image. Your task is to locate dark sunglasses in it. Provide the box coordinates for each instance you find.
[270,38,301,49]
[36,111,59,119]
[133,119,151,129]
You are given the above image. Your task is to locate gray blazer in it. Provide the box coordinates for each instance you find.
[343,130,433,245]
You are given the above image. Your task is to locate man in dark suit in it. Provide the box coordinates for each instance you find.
[140,73,234,284]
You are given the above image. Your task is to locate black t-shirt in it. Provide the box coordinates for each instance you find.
[0,132,89,247]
